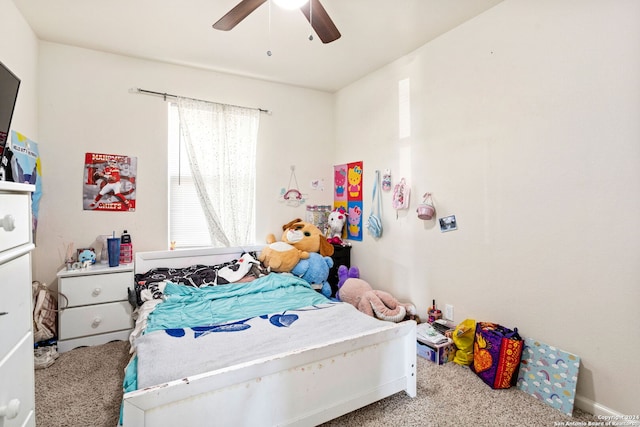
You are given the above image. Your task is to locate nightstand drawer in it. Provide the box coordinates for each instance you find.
[61,271,132,307]
[0,253,31,360]
[59,301,132,340]
[0,193,31,253]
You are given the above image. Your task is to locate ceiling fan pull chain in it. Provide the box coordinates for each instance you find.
[267,0,273,56]
[308,0,314,41]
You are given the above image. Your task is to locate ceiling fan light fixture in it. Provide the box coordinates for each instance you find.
[214,0,340,44]
[272,0,309,10]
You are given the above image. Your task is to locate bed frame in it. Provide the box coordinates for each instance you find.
[121,246,417,426]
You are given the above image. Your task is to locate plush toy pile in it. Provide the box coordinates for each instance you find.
[337,265,416,323]
[258,218,334,272]
[257,219,418,317]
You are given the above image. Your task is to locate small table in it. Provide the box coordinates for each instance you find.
[56,263,134,352]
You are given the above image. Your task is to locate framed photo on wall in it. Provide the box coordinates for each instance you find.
[439,215,457,232]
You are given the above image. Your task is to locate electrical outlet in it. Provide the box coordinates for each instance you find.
[445,304,454,321]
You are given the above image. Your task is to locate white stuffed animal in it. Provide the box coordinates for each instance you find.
[327,208,347,239]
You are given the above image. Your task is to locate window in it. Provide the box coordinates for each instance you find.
[168,100,259,248]
[168,104,209,247]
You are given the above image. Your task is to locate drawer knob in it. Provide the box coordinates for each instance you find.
[0,398,20,420]
[0,214,15,232]
[92,288,102,296]
[91,317,102,328]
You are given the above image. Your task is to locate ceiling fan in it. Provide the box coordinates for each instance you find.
[213,0,341,44]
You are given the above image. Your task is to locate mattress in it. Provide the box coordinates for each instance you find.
[125,269,396,392]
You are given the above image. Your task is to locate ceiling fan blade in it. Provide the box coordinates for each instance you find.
[300,0,341,44]
[213,0,267,31]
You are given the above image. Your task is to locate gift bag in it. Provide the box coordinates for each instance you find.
[452,318,476,366]
[32,281,67,344]
[470,322,523,389]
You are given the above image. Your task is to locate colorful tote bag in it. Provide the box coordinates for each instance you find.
[471,322,524,389]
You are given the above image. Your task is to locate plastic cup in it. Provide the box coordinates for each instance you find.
[107,237,121,267]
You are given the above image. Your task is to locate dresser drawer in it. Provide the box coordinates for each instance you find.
[59,301,132,340]
[0,334,35,427]
[0,192,31,252]
[0,253,32,361]
[61,271,132,307]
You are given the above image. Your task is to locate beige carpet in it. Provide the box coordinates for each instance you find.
[35,340,600,427]
[35,341,130,427]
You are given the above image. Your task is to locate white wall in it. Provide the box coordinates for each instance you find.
[335,0,639,416]
[0,0,38,139]
[34,43,335,288]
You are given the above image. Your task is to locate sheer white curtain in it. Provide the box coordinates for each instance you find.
[176,97,259,247]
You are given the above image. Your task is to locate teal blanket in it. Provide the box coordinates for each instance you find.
[123,273,330,396]
[145,273,330,333]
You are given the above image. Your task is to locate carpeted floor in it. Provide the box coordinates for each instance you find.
[35,341,130,427]
[35,340,600,427]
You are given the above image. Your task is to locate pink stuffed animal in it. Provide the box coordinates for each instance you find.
[337,265,416,323]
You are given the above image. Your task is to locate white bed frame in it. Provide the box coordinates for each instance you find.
[122,246,417,427]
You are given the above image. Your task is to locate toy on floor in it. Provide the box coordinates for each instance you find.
[291,252,334,298]
[337,265,416,323]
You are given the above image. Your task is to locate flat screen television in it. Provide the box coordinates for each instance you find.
[0,60,21,181]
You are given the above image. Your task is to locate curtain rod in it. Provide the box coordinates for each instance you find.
[130,87,271,114]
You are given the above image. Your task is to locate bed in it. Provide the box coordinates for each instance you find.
[120,246,417,426]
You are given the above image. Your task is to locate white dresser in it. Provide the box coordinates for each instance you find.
[57,263,134,353]
[0,181,36,427]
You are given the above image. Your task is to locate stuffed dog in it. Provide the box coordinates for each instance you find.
[277,218,335,257]
[259,218,334,272]
[258,241,308,273]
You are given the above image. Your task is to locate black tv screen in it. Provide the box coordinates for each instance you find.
[0,60,20,181]
[0,60,20,156]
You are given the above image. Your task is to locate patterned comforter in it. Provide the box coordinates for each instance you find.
[129,251,268,306]
[123,271,395,394]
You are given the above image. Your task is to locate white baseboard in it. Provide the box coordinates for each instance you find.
[58,329,131,353]
[575,394,640,425]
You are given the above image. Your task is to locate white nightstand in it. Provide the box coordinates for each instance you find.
[56,263,134,353]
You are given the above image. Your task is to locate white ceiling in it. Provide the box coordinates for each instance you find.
[12,0,503,93]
